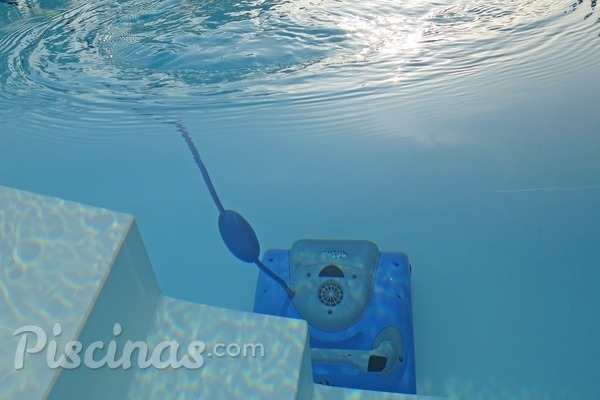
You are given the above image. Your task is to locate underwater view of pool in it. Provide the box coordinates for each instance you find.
[1,0,599,398]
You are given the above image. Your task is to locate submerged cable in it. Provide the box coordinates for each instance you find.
[174,121,295,298]
[174,121,225,214]
[256,259,295,298]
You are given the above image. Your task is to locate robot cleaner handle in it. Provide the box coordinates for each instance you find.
[311,340,396,375]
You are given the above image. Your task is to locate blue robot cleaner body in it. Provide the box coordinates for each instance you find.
[254,239,416,393]
[177,122,416,394]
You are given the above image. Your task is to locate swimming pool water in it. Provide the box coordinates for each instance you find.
[1,0,599,398]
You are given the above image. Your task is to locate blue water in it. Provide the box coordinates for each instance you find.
[1,0,599,398]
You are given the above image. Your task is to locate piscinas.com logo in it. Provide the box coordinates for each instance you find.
[14,323,264,370]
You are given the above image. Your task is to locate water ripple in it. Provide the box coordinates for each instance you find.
[0,0,598,140]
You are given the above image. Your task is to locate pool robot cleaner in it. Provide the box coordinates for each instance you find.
[177,122,416,394]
